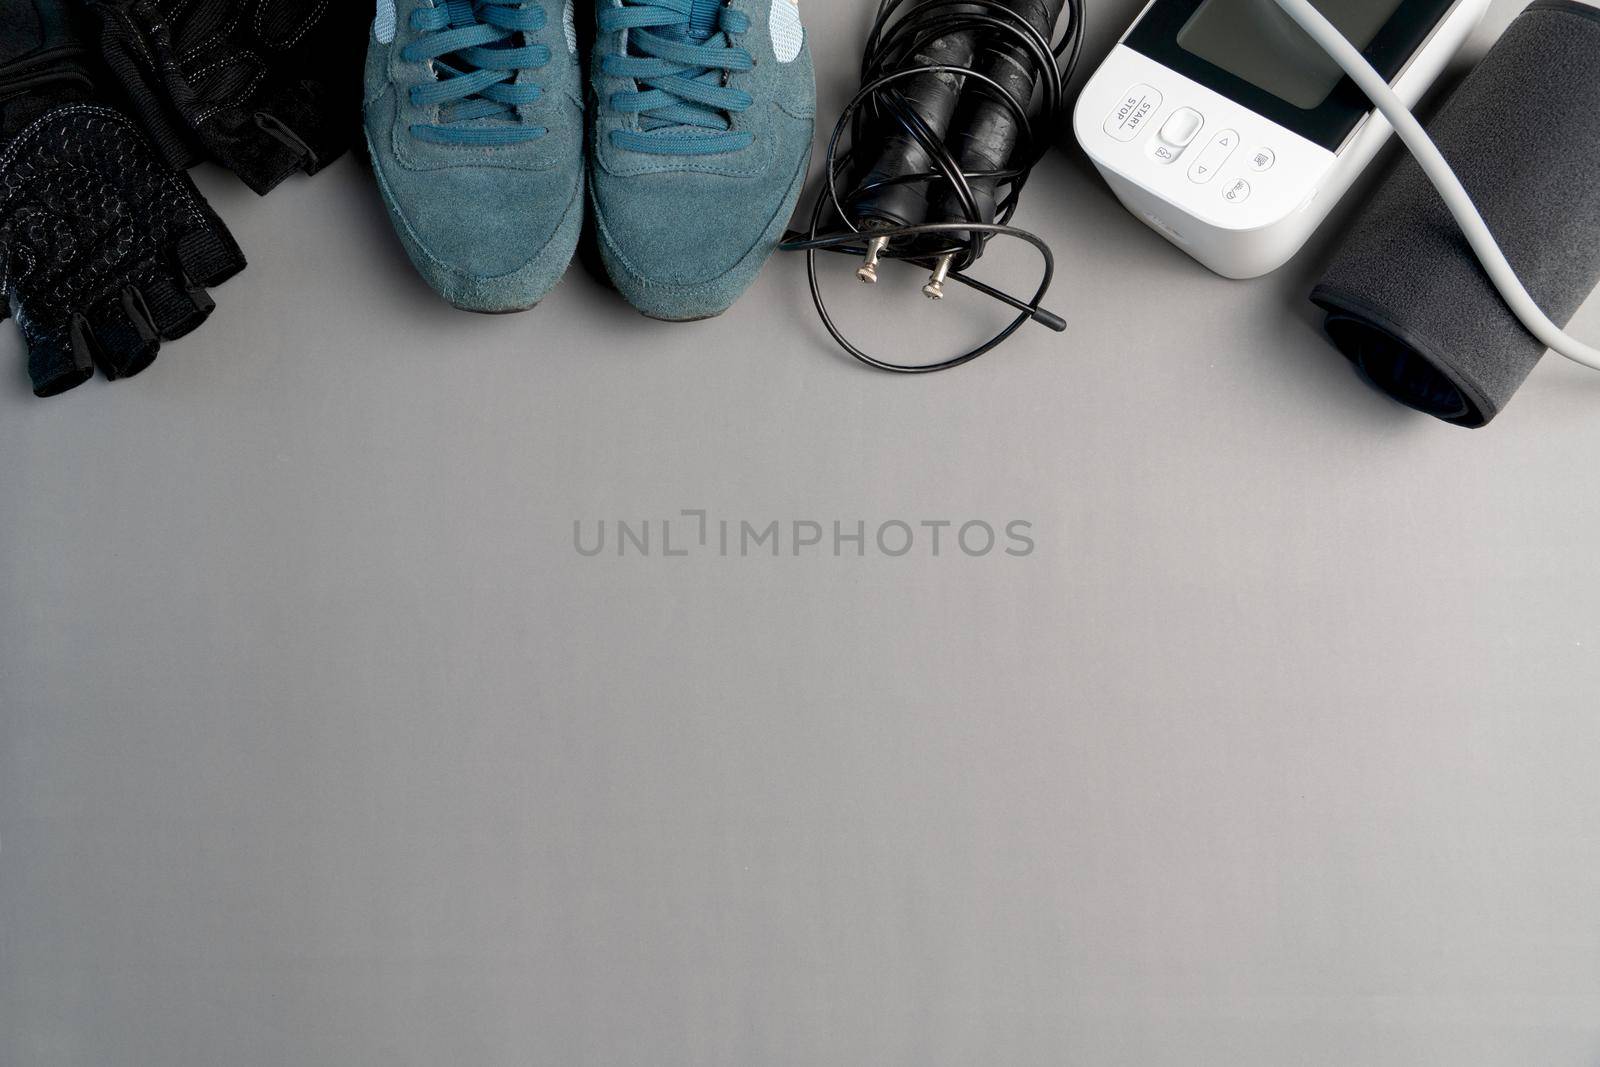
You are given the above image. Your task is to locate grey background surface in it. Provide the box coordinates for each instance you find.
[4,1,1599,1064]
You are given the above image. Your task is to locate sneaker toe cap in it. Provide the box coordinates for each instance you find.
[591,160,809,320]
[373,157,583,311]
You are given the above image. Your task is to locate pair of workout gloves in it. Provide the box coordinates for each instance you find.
[0,1,361,397]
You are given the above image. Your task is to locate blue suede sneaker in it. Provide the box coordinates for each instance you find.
[365,1,585,313]
[589,0,815,321]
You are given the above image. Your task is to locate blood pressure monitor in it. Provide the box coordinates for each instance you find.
[1073,0,1490,278]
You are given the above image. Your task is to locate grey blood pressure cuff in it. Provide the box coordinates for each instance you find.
[1310,0,1600,427]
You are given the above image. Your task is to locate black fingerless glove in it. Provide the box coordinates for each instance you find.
[86,0,365,195]
[1,0,245,396]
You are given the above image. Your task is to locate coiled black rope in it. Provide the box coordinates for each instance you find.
[781,0,1084,373]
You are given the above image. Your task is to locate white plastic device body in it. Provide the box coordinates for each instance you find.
[1072,0,1490,279]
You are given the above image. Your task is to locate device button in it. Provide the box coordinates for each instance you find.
[1187,129,1238,184]
[1158,107,1204,148]
[1247,147,1276,172]
[1104,84,1162,142]
[1222,178,1252,203]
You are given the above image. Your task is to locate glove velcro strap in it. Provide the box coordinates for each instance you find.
[89,13,204,173]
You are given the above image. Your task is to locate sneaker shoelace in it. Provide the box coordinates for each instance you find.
[403,0,551,145]
[600,0,755,155]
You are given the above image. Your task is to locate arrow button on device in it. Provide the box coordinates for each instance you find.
[1188,129,1239,185]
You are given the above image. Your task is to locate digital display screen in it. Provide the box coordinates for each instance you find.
[1177,0,1405,108]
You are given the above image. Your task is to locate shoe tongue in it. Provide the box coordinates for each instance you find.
[686,0,720,40]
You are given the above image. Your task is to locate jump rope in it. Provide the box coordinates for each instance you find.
[781,0,1084,373]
